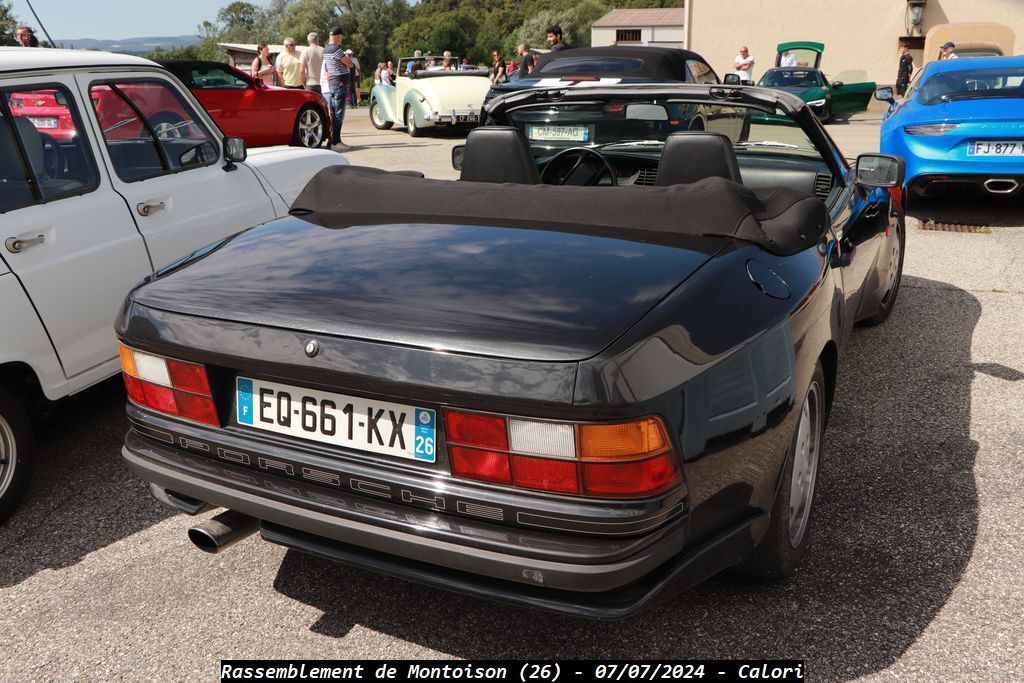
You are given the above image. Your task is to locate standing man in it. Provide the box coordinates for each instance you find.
[323,27,354,150]
[734,46,755,82]
[517,43,535,75]
[346,49,361,108]
[276,38,303,88]
[300,32,324,94]
[546,25,572,52]
[16,26,39,47]
[896,42,914,98]
[940,41,958,59]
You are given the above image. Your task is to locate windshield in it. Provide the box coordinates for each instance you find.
[759,70,821,88]
[504,100,820,157]
[918,66,1024,104]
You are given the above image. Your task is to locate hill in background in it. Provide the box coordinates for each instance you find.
[55,35,200,54]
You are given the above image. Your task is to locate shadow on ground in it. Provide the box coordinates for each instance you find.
[273,275,980,679]
[0,378,173,587]
[909,193,1024,227]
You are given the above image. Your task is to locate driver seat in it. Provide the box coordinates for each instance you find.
[655,131,743,186]
[12,116,45,179]
[460,126,540,184]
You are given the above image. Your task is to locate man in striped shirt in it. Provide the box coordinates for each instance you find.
[324,26,354,150]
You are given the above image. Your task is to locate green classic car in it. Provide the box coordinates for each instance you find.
[757,41,875,121]
[369,57,491,137]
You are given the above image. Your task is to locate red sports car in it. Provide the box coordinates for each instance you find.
[8,89,77,140]
[159,59,331,148]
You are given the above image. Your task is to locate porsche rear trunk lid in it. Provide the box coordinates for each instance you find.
[132,216,723,362]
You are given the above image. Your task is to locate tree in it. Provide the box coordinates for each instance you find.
[1,0,20,46]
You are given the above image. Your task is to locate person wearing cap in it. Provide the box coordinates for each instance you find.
[300,32,324,94]
[323,27,355,149]
[941,41,958,59]
[276,38,303,88]
[345,49,362,107]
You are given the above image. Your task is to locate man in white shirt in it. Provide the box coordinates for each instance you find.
[300,32,324,94]
[734,46,755,81]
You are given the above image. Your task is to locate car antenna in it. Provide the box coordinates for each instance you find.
[25,0,60,48]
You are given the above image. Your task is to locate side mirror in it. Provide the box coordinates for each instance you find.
[452,144,465,171]
[223,136,247,163]
[833,81,844,88]
[855,153,905,188]
[723,73,740,85]
[874,86,895,104]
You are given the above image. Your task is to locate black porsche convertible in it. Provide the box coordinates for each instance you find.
[117,83,905,618]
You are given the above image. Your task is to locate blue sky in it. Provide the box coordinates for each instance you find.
[10,0,252,40]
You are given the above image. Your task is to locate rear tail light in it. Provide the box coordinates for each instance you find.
[119,343,219,426]
[904,123,959,136]
[444,410,680,498]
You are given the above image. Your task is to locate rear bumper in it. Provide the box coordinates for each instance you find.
[123,429,760,618]
[907,173,1024,196]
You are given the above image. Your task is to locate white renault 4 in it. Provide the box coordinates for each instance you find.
[0,48,346,520]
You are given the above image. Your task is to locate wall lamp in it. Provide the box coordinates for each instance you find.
[907,0,927,26]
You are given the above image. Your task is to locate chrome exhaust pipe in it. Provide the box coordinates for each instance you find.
[983,178,1019,194]
[188,509,258,554]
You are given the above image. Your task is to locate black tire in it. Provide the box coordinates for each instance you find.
[291,105,327,148]
[405,105,423,138]
[688,117,705,132]
[860,216,905,326]
[736,363,825,578]
[0,385,34,523]
[370,100,393,130]
[821,104,832,124]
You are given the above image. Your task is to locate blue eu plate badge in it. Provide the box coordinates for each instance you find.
[236,378,254,425]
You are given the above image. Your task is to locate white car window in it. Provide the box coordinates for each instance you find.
[1,84,99,209]
[90,80,219,183]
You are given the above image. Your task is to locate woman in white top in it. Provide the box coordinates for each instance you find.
[251,44,276,86]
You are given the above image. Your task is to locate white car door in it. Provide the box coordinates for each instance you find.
[0,76,152,379]
[78,71,277,269]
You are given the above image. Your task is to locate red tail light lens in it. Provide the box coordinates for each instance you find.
[449,446,512,485]
[581,453,680,497]
[444,409,681,498]
[120,344,219,426]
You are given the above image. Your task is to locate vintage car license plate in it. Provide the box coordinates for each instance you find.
[28,116,58,129]
[968,141,1024,156]
[456,114,479,123]
[528,125,591,142]
[235,377,436,462]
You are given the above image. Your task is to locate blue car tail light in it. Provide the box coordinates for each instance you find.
[904,123,960,136]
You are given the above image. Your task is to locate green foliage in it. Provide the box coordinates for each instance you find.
[1,0,20,46]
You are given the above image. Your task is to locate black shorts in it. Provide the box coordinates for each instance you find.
[896,81,908,97]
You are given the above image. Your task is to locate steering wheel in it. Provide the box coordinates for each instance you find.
[540,147,618,186]
[38,132,63,179]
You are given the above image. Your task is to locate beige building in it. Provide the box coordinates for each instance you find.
[687,0,1023,86]
[592,9,687,48]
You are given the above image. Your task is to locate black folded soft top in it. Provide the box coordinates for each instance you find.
[290,165,829,257]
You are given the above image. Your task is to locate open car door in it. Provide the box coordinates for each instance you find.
[776,41,824,69]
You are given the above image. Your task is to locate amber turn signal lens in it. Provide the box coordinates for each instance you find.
[119,343,138,377]
[578,417,670,461]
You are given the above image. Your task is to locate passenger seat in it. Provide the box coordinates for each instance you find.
[655,131,743,186]
[460,126,540,184]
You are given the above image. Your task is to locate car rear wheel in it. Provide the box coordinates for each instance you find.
[405,105,423,138]
[151,112,187,139]
[292,105,326,148]
[370,100,393,130]
[0,385,34,523]
[860,216,905,326]
[736,362,825,579]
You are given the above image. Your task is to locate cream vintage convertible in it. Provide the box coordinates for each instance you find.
[369,57,491,136]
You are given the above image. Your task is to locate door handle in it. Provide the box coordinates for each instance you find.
[5,235,45,254]
[137,201,166,217]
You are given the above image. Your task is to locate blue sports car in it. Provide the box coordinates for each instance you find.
[876,55,1024,200]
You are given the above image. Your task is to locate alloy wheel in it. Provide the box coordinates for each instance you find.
[880,220,903,306]
[298,108,324,147]
[789,381,822,548]
[0,415,16,500]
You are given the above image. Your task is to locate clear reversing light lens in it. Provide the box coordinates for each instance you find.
[904,123,959,136]
[508,418,575,459]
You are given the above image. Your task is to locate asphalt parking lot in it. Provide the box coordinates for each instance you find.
[1,110,1022,681]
